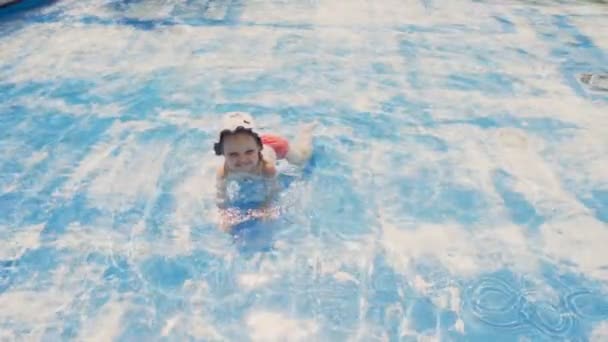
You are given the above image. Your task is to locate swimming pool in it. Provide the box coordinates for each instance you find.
[1,0,607,340]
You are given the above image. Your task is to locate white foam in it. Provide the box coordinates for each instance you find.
[246,311,319,342]
[158,110,214,130]
[540,214,608,283]
[61,120,158,193]
[78,301,127,341]
[50,220,225,262]
[1,23,282,84]
[239,273,272,289]
[161,315,179,337]
[73,280,223,341]
[0,289,72,339]
[548,127,608,191]
[333,271,359,284]
[22,150,49,170]
[0,224,44,260]
[570,16,608,53]
[0,329,17,341]
[85,139,170,210]
[180,315,224,340]
[239,0,316,24]
[51,223,150,261]
[149,280,223,339]
[13,97,123,120]
[379,214,539,287]
[171,156,221,231]
[591,321,608,342]
[382,221,477,277]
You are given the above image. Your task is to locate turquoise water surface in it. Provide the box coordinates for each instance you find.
[1,0,607,340]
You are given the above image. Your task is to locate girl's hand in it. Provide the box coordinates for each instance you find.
[253,206,280,221]
[218,208,240,232]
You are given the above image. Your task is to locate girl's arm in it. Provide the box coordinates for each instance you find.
[260,162,279,218]
[216,168,240,232]
[215,166,228,209]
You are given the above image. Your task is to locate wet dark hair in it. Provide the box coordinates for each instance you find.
[213,126,263,156]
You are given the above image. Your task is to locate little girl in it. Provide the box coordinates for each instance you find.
[214,112,316,231]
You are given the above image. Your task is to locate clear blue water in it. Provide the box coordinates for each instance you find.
[1,0,608,340]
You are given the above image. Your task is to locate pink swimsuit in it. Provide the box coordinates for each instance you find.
[260,134,289,159]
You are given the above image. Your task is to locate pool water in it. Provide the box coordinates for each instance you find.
[1,0,607,340]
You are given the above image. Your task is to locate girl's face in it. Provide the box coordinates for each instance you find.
[222,132,261,173]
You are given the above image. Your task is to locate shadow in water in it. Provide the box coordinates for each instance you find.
[230,216,279,255]
[0,0,57,14]
[0,0,57,21]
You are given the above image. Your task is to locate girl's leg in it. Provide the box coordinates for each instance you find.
[286,122,317,165]
[261,145,277,165]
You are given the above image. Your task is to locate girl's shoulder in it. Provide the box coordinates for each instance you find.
[261,160,277,177]
[217,164,227,179]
